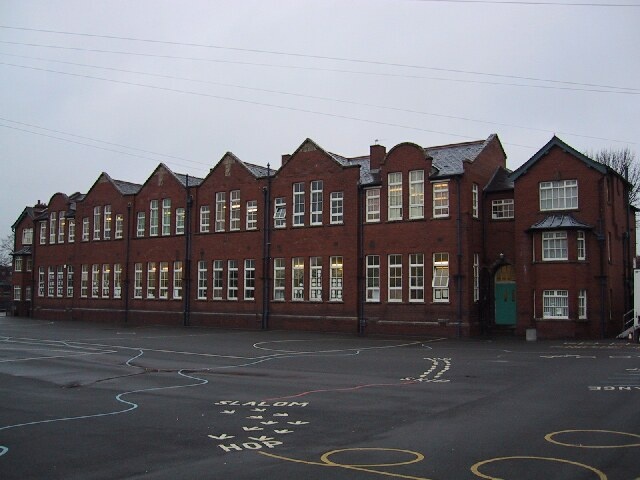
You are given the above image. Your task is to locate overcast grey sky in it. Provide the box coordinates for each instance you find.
[1,0,638,238]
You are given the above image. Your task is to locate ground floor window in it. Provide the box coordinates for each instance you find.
[388,254,402,302]
[330,256,343,301]
[409,253,424,302]
[213,260,224,300]
[134,263,143,298]
[433,253,449,302]
[228,260,238,300]
[578,289,587,319]
[292,257,304,301]
[197,261,207,300]
[244,259,255,300]
[543,290,569,319]
[366,255,380,302]
[274,258,285,301]
[310,257,322,301]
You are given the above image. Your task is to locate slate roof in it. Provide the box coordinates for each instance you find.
[173,173,204,187]
[528,214,593,231]
[329,153,376,185]
[113,179,143,195]
[426,134,498,179]
[12,246,32,256]
[242,162,272,178]
[485,166,514,192]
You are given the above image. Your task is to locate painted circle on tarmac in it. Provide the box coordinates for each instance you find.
[470,456,607,480]
[253,339,421,354]
[545,430,640,448]
[320,447,425,468]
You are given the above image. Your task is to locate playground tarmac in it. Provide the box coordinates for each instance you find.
[1,317,639,479]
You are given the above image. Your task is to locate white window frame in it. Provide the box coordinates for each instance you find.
[433,182,449,218]
[197,260,207,300]
[409,253,424,302]
[542,231,568,261]
[213,260,224,300]
[472,183,479,219]
[176,208,185,235]
[311,180,323,226]
[228,260,238,300]
[230,190,241,231]
[38,266,46,297]
[173,261,183,299]
[67,265,74,298]
[101,264,110,298]
[80,265,88,298]
[292,257,304,300]
[409,170,424,219]
[57,265,64,297]
[14,256,23,272]
[310,256,322,301]
[93,206,101,240]
[473,253,480,302]
[366,255,380,302]
[433,253,450,302]
[68,219,75,243]
[274,197,286,228]
[540,179,578,211]
[543,290,569,319]
[273,258,285,301]
[492,199,514,219]
[246,200,258,230]
[215,192,226,232]
[58,211,65,243]
[159,262,169,299]
[48,266,55,297]
[293,182,305,227]
[388,254,402,302]
[244,259,255,300]
[147,262,156,299]
[149,200,159,236]
[39,221,47,245]
[136,212,145,237]
[103,205,112,240]
[162,199,171,236]
[579,289,587,319]
[115,214,124,239]
[50,211,57,244]
[577,231,586,260]
[200,205,210,233]
[330,192,344,225]
[134,263,143,299]
[388,172,402,221]
[91,264,99,298]
[22,228,33,245]
[113,264,122,299]
[13,285,21,301]
[366,188,380,223]
[330,256,343,302]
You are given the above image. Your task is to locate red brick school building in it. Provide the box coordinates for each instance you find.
[10,135,636,339]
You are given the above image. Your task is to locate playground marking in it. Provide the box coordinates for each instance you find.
[470,456,607,479]
[545,430,640,448]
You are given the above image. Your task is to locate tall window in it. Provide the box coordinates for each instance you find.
[147,262,156,298]
[543,290,569,319]
[134,263,143,299]
[274,197,286,229]
[57,265,64,297]
[14,257,22,272]
[293,183,305,226]
[93,207,101,240]
[388,172,402,221]
[213,260,224,300]
[136,212,145,237]
[149,200,159,236]
[22,228,33,245]
[433,182,449,218]
[173,261,183,299]
[311,180,323,225]
[579,290,588,319]
[246,200,258,230]
[162,199,171,236]
[13,286,21,301]
[80,265,88,298]
[409,253,424,302]
[38,266,46,297]
[67,265,74,298]
[200,205,211,233]
[433,253,449,302]
[292,257,304,300]
[49,212,57,244]
[273,258,285,301]
[542,231,568,261]
[409,170,424,219]
[472,183,479,219]
[492,199,514,219]
[366,188,380,223]
[230,190,241,231]
[473,253,480,302]
[39,221,47,245]
[91,264,100,298]
[58,211,65,243]
[114,264,122,299]
[388,254,402,302]
[310,256,322,301]
[197,261,207,300]
[577,231,586,260]
[115,214,124,239]
[102,264,110,298]
[228,260,238,300]
[103,205,112,240]
[68,219,75,243]
[159,262,169,299]
[330,256,343,301]
[215,192,226,232]
[366,255,380,302]
[176,208,185,235]
[244,259,255,300]
[540,180,578,211]
[330,192,344,224]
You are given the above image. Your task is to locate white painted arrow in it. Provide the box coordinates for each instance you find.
[261,421,278,425]
[251,408,267,412]
[287,421,309,425]
[220,410,236,414]
[247,415,264,419]
[248,436,275,442]
[208,434,234,440]
[274,429,294,434]
[273,413,289,417]
[243,426,264,431]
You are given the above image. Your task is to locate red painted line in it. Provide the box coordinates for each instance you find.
[263,380,417,402]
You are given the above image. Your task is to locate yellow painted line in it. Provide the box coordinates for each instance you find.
[545,429,640,448]
[470,456,607,480]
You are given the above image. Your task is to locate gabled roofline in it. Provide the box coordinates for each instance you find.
[510,136,607,182]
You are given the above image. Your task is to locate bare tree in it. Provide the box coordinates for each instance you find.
[588,147,639,207]
[0,233,13,267]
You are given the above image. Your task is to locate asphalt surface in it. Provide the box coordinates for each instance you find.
[1,317,639,479]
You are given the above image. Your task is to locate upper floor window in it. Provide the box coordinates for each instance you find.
[433,252,450,302]
[492,199,514,219]
[136,212,145,237]
[230,190,241,231]
[162,199,171,236]
[542,231,568,261]
[433,182,449,218]
[366,188,380,223]
[472,184,479,219]
[68,219,75,243]
[311,181,323,225]
[103,205,112,240]
[58,211,66,243]
[577,231,586,260]
[540,179,578,211]
[274,197,286,228]
[39,221,47,245]
[149,200,159,236]
[14,256,23,272]
[409,170,424,219]
[93,206,101,240]
[246,200,258,230]
[293,183,305,227]
[49,212,57,244]
[176,208,185,235]
[388,173,402,221]
[330,192,344,224]
[22,228,33,245]
[200,205,210,233]
[82,217,90,241]
[215,192,226,232]
[115,214,124,239]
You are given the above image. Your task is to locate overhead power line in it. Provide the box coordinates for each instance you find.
[410,0,640,6]
[0,25,636,93]
[1,52,635,146]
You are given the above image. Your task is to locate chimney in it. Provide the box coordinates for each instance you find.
[369,144,386,171]
[281,154,292,167]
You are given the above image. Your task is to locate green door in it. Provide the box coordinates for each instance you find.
[495,282,517,326]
